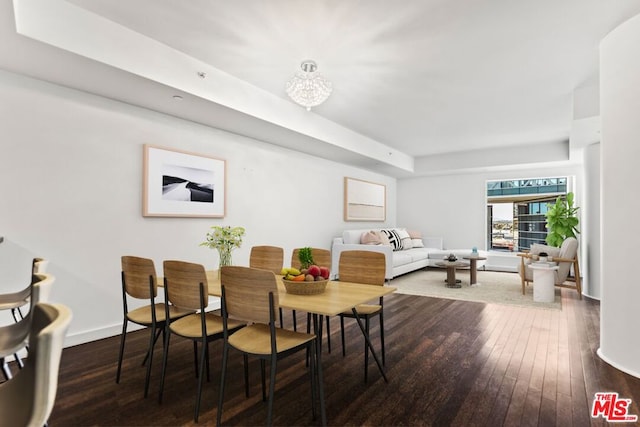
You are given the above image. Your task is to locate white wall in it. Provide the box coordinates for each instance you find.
[599,13,640,379]
[397,167,583,250]
[0,70,397,346]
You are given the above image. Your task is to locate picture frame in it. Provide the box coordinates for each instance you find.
[344,177,386,221]
[143,144,226,217]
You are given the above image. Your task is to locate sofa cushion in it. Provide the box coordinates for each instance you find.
[408,247,432,262]
[392,251,414,267]
[381,229,403,251]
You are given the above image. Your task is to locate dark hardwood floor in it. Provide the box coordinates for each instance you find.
[34,285,640,426]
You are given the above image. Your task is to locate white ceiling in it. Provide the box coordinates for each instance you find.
[3,0,640,177]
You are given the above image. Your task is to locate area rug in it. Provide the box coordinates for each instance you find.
[391,268,561,310]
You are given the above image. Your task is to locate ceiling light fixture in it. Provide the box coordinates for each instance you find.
[285,60,332,111]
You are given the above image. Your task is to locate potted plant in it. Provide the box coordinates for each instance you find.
[545,192,579,247]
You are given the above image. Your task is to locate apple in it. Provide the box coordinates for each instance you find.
[307,265,321,277]
[319,266,330,279]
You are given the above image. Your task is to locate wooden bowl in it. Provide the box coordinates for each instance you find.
[282,278,328,295]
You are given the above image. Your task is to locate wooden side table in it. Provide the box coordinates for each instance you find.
[435,261,468,288]
[463,255,487,286]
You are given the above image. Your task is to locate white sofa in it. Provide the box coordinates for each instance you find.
[331,229,444,280]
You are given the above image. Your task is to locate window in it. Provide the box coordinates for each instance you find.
[486,177,568,252]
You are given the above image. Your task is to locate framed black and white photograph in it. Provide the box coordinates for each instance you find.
[143,144,226,217]
[344,177,386,221]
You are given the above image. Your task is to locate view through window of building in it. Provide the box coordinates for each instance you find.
[486,178,568,252]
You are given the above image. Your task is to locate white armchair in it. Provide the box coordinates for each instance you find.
[517,237,582,299]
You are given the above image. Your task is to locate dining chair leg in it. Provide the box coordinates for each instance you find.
[10,307,24,323]
[379,311,385,366]
[292,309,298,331]
[313,314,327,426]
[326,316,331,353]
[278,307,284,328]
[261,359,267,402]
[115,320,128,383]
[193,341,199,378]
[205,342,211,382]
[158,330,172,404]
[364,317,370,383]
[216,340,229,427]
[305,313,312,367]
[143,324,156,398]
[351,307,388,383]
[267,356,277,426]
[340,315,346,357]
[308,340,317,420]
[194,338,207,422]
[241,354,250,397]
[14,352,24,369]
[141,328,162,367]
[1,358,11,381]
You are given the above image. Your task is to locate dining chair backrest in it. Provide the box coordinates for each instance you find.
[291,248,331,269]
[121,256,157,300]
[0,302,72,427]
[220,266,278,324]
[249,246,284,274]
[33,257,49,275]
[338,251,386,286]
[163,261,208,311]
[31,273,55,306]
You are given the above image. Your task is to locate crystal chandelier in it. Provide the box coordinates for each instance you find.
[285,60,332,111]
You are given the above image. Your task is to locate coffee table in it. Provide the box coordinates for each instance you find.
[463,255,487,286]
[434,261,468,288]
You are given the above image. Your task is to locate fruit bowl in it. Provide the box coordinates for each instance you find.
[282,278,328,295]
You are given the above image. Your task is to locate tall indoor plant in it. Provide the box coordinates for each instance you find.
[545,192,579,247]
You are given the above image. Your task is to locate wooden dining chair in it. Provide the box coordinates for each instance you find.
[117,256,193,398]
[249,246,284,274]
[159,260,244,423]
[250,245,286,327]
[338,250,387,382]
[217,266,321,427]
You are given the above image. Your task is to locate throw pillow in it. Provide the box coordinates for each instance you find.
[408,230,422,239]
[380,229,403,251]
[360,231,382,245]
[395,228,410,240]
[375,230,391,246]
[402,237,413,249]
[411,238,425,248]
[395,228,413,250]
[530,243,561,258]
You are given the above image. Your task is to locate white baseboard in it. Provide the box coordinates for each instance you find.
[64,323,136,348]
[62,299,221,348]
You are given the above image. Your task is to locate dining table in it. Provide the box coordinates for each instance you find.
[165,270,397,426]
